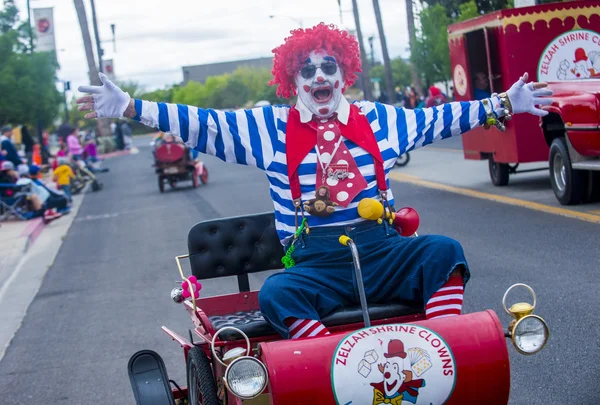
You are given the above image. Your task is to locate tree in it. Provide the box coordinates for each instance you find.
[369,58,413,91]
[411,4,452,86]
[0,0,62,127]
[418,0,508,19]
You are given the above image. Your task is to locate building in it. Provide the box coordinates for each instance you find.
[181,57,273,84]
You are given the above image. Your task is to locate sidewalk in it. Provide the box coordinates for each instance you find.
[0,188,87,361]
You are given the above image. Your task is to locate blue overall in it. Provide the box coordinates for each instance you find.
[258,220,470,338]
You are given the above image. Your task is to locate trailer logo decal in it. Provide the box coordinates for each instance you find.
[453,64,467,96]
[331,324,456,405]
[538,29,600,81]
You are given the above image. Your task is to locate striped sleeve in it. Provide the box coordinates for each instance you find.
[132,100,286,170]
[370,96,504,156]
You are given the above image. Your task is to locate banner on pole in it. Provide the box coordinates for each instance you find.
[103,59,115,81]
[32,8,56,52]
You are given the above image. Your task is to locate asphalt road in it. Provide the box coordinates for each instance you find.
[0,137,599,405]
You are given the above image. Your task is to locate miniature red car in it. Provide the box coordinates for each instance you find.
[153,138,208,193]
[127,208,550,405]
[448,0,600,204]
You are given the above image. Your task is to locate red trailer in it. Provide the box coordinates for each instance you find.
[448,1,600,204]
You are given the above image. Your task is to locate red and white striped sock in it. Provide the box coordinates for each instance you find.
[426,275,464,319]
[285,318,330,339]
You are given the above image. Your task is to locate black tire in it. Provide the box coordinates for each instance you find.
[395,153,410,167]
[584,170,600,203]
[186,347,219,405]
[549,137,588,205]
[158,177,165,193]
[488,157,509,186]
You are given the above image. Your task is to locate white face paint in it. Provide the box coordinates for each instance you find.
[382,359,405,397]
[295,51,344,120]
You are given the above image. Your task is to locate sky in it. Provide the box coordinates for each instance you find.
[14,0,411,97]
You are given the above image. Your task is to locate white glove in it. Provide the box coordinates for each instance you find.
[78,73,131,119]
[506,72,553,117]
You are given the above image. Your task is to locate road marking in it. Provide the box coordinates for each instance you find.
[389,172,600,225]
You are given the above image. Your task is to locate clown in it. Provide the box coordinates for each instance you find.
[371,339,425,404]
[76,23,553,340]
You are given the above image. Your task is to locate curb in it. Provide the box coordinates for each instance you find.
[20,218,45,253]
[99,147,139,159]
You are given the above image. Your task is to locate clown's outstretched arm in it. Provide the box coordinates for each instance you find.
[360,73,553,156]
[76,73,284,171]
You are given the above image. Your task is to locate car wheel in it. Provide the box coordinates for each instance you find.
[488,157,509,186]
[186,347,219,405]
[549,137,588,205]
[395,153,410,167]
[200,167,209,184]
[158,177,165,193]
[584,170,600,203]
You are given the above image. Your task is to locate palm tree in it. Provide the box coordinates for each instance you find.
[372,0,395,103]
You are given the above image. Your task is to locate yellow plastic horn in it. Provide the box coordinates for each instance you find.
[357,198,384,220]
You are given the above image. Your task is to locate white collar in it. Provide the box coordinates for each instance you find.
[0,135,7,143]
[295,96,350,125]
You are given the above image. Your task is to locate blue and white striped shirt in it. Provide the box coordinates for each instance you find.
[133,97,500,243]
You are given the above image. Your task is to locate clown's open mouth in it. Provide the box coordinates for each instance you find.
[311,86,333,104]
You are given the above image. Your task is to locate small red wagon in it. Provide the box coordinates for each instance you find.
[153,140,208,193]
[127,206,550,404]
[448,0,600,204]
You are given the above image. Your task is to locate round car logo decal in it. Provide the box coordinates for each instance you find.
[538,29,600,82]
[453,64,467,96]
[331,324,456,405]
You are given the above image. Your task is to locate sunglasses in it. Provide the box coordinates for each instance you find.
[300,61,338,79]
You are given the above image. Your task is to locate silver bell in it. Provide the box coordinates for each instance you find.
[171,287,184,303]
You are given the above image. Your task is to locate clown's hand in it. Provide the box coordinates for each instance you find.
[76,73,132,119]
[505,72,554,117]
[402,370,413,382]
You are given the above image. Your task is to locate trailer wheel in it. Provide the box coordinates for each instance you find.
[488,157,509,186]
[200,167,209,184]
[158,177,165,193]
[584,171,600,203]
[186,347,219,405]
[395,153,410,167]
[549,137,587,205]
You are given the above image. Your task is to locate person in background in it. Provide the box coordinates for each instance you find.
[0,126,21,167]
[115,119,124,150]
[474,72,492,100]
[21,165,66,221]
[404,87,417,109]
[53,156,75,202]
[21,125,35,164]
[0,161,18,183]
[66,126,83,161]
[121,121,133,150]
[425,85,447,107]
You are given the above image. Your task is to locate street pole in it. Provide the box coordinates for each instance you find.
[26,0,34,51]
[90,0,103,73]
[63,81,70,123]
[405,0,423,96]
[350,0,372,100]
[73,0,111,144]
[372,0,395,104]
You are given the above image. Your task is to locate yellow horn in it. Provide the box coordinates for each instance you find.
[357,198,384,220]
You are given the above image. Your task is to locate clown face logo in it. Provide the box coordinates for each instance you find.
[538,29,600,82]
[331,325,456,404]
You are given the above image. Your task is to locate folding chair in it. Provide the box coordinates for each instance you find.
[0,183,33,221]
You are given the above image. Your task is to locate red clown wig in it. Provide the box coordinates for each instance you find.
[269,23,362,99]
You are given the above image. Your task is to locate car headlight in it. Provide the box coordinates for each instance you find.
[224,356,268,399]
[511,315,549,355]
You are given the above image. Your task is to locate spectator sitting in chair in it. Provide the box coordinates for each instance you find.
[0,161,19,183]
[18,165,65,222]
